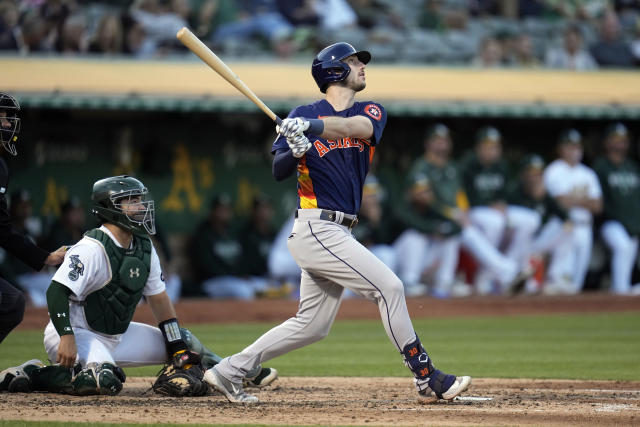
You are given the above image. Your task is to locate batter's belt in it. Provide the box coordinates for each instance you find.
[295,209,359,229]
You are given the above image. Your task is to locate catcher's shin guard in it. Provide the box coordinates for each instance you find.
[71,363,124,396]
[181,328,223,369]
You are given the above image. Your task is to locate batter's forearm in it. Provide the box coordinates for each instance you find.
[273,148,299,181]
[318,116,373,140]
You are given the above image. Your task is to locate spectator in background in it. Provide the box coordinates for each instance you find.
[590,10,635,67]
[88,12,124,54]
[190,194,264,299]
[56,13,88,54]
[545,25,598,70]
[312,0,357,31]
[42,197,85,252]
[593,123,640,295]
[130,0,188,57]
[191,0,240,39]
[209,0,295,58]
[544,0,610,21]
[543,129,602,294]
[459,127,540,293]
[0,0,21,51]
[418,0,446,32]
[276,0,320,26]
[121,12,155,57]
[472,36,504,67]
[510,33,542,67]
[19,8,56,53]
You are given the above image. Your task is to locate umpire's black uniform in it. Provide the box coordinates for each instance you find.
[0,157,49,343]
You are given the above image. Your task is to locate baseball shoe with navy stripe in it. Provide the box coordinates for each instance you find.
[415,371,471,403]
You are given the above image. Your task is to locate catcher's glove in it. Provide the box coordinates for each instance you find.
[152,357,209,397]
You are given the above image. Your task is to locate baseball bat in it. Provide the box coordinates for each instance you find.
[176,27,282,125]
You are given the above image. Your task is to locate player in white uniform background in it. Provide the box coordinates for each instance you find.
[0,175,276,395]
[543,130,603,294]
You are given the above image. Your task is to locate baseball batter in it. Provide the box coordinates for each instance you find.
[0,176,276,395]
[544,129,602,293]
[593,123,640,295]
[204,42,471,404]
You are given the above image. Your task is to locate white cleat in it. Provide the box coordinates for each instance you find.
[440,375,471,400]
[416,375,472,403]
[204,366,259,404]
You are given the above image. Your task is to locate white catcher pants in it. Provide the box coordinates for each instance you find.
[44,321,169,368]
[216,209,417,381]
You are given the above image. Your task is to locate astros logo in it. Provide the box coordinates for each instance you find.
[364,104,382,121]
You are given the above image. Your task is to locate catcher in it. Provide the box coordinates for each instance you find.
[0,175,277,396]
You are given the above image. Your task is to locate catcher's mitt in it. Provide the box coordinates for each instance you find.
[152,363,209,397]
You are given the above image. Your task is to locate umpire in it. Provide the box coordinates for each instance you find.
[0,92,66,344]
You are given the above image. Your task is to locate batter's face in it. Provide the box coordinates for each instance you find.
[341,55,366,92]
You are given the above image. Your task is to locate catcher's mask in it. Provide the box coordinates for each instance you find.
[91,175,156,235]
[0,93,21,156]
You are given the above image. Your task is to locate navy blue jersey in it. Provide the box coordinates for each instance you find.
[271,99,387,215]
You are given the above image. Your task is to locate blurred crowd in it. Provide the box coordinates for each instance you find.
[1,0,640,67]
[5,121,639,304]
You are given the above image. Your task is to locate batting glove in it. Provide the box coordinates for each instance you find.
[287,133,312,158]
[277,117,310,138]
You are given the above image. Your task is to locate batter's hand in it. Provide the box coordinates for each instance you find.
[57,334,77,368]
[287,134,312,158]
[45,246,68,266]
[277,117,310,138]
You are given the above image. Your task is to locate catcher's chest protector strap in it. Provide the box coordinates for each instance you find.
[83,229,151,335]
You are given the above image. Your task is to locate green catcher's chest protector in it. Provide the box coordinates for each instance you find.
[82,229,152,335]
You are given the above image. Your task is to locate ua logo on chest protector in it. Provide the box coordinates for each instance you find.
[130,267,140,278]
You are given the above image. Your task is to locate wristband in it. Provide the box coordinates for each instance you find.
[159,318,188,355]
[306,119,324,136]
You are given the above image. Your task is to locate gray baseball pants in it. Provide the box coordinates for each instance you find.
[216,209,417,381]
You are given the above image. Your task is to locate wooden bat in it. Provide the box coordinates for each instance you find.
[176,27,282,125]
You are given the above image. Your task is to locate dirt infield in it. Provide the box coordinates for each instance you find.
[17,293,640,329]
[2,377,639,426]
[8,294,640,426]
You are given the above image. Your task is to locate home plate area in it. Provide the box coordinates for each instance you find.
[1,377,639,426]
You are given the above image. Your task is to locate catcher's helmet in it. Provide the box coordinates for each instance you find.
[91,175,155,235]
[0,93,21,156]
[311,42,371,93]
